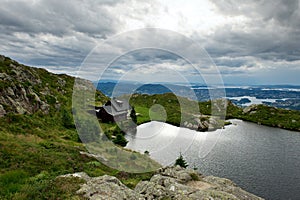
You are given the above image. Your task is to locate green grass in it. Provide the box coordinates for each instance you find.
[135,106,151,124]
[0,110,158,199]
[128,93,227,128]
[0,56,157,199]
[134,103,172,124]
[237,104,300,131]
[129,93,189,126]
[0,170,29,198]
[128,93,300,132]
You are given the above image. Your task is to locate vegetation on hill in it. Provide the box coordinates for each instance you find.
[237,104,300,131]
[174,153,189,168]
[127,93,300,132]
[128,93,230,131]
[0,55,157,199]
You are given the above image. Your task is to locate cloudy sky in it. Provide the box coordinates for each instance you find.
[1,0,300,85]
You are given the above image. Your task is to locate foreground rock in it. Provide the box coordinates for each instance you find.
[78,175,143,200]
[62,166,263,200]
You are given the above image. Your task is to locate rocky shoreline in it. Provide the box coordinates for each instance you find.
[60,166,263,200]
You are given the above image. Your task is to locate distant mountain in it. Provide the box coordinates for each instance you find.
[96,81,300,110]
[96,82,198,100]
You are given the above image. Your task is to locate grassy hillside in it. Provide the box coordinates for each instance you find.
[237,104,300,131]
[0,56,155,199]
[128,93,300,132]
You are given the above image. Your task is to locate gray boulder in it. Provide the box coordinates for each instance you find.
[0,104,6,117]
[135,166,263,200]
[77,175,144,200]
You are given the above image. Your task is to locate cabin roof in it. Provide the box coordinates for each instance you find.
[106,98,131,112]
[102,105,127,116]
[101,99,131,116]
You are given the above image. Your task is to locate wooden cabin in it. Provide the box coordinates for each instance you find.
[96,98,131,123]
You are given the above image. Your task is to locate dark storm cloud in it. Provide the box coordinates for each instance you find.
[206,24,300,63]
[212,0,300,25]
[0,0,121,36]
[209,0,300,63]
[0,0,124,67]
[126,50,180,63]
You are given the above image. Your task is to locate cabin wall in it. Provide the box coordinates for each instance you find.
[97,108,114,123]
[114,113,127,122]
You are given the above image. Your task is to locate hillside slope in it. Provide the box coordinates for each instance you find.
[0,55,154,199]
[128,93,300,132]
[0,55,109,117]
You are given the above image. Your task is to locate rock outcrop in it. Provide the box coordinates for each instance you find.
[0,55,72,116]
[243,104,259,114]
[0,55,109,117]
[61,172,143,200]
[62,166,263,200]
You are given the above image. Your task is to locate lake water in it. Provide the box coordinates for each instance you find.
[228,96,280,106]
[125,120,300,200]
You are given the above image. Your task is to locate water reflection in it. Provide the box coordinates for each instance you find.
[126,120,300,200]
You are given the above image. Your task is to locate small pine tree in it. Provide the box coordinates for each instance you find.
[113,133,128,147]
[130,106,137,124]
[144,150,150,156]
[175,152,188,168]
[62,108,74,129]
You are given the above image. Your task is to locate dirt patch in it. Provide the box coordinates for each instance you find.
[186,181,214,190]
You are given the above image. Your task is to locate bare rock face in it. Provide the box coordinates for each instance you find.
[134,166,263,200]
[76,175,144,200]
[65,166,263,200]
[0,78,50,115]
[59,172,91,182]
[0,61,45,115]
[0,55,71,117]
[0,104,6,117]
[243,104,259,114]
